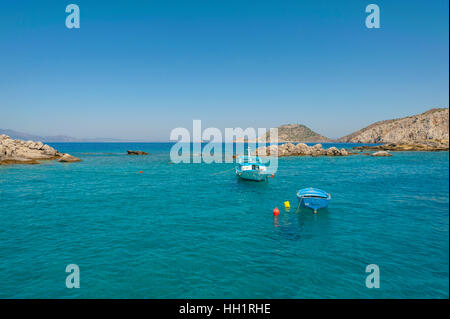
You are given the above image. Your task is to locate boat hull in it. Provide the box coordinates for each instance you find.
[235,155,270,182]
[298,196,330,211]
[236,169,269,181]
[296,188,331,212]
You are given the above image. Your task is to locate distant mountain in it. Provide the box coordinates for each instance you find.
[234,124,331,143]
[264,124,332,142]
[0,129,123,142]
[337,108,449,144]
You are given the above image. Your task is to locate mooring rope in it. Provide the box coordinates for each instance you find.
[211,167,236,176]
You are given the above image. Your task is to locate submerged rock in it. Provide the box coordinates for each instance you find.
[58,153,82,162]
[371,151,393,157]
[0,158,40,165]
[127,150,149,155]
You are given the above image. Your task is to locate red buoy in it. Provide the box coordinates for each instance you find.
[139,171,143,174]
[273,207,280,216]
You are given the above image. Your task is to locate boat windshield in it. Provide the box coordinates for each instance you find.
[301,195,327,198]
[238,156,262,164]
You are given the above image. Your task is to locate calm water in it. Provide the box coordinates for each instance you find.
[0,143,448,298]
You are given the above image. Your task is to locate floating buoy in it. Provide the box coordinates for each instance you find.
[271,174,275,178]
[284,201,290,209]
[139,171,143,174]
[273,207,280,216]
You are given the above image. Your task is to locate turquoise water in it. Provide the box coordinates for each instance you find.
[0,143,448,298]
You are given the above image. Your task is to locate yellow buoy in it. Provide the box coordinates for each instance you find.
[284,201,290,209]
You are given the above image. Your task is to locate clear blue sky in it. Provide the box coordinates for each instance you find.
[0,0,448,141]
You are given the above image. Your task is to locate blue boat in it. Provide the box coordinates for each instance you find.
[236,155,272,181]
[297,188,331,213]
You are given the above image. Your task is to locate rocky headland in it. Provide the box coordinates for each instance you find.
[339,108,449,151]
[0,134,81,165]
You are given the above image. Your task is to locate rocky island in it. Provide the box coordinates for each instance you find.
[0,134,81,165]
[235,124,331,143]
[262,124,331,143]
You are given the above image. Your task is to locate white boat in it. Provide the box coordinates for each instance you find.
[235,155,272,181]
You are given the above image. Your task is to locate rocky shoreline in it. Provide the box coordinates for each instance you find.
[253,143,353,157]
[252,140,449,158]
[0,134,81,165]
[353,140,449,152]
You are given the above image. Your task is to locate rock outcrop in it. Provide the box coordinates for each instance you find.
[0,134,81,165]
[338,108,449,146]
[253,143,351,157]
[127,150,149,155]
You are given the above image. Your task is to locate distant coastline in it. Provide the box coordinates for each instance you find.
[0,129,125,143]
[1,107,448,151]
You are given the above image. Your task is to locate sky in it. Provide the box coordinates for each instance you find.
[0,0,448,141]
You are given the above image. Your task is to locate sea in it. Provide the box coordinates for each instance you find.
[0,143,448,298]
